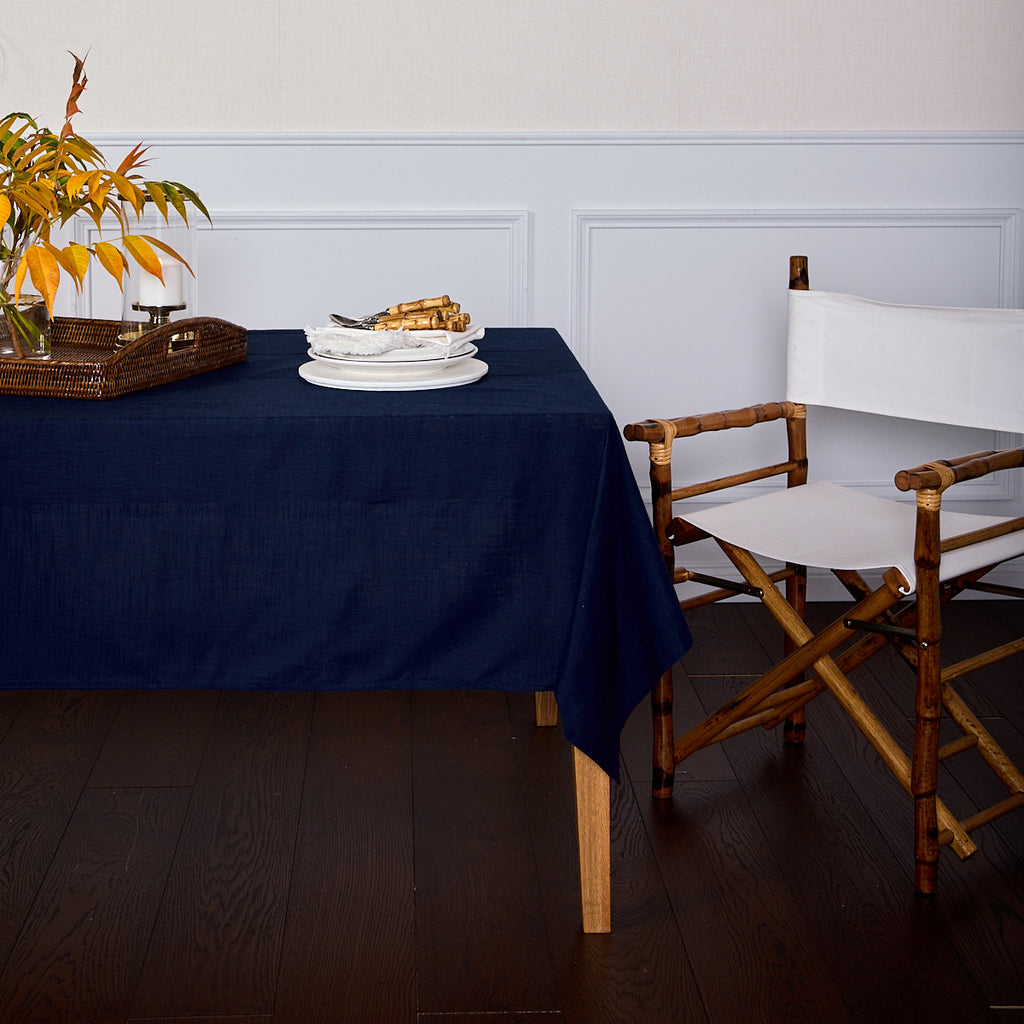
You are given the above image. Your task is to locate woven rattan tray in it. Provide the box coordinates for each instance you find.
[0,316,247,400]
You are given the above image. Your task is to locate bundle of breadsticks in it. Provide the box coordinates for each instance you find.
[373,295,469,332]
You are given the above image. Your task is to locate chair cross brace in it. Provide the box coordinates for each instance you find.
[682,571,763,599]
[963,580,1024,600]
[843,617,921,643]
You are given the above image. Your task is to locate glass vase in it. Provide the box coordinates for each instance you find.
[0,294,52,359]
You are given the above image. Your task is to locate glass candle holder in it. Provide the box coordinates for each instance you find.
[119,205,198,346]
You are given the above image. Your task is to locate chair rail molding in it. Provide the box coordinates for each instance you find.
[88,130,1024,148]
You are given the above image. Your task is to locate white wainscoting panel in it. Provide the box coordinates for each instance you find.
[74,210,530,331]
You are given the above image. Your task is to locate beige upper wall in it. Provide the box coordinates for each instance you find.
[3,0,1023,133]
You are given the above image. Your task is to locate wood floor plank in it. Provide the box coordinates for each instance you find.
[88,689,220,789]
[0,786,191,1024]
[0,690,124,967]
[679,604,776,676]
[508,692,708,1024]
[129,1017,272,1024]
[418,1014,565,1023]
[835,624,1024,1009]
[0,691,29,740]
[128,691,313,1020]
[274,691,416,1024]
[411,690,559,1016]
[757,654,1024,1011]
[640,776,854,1023]
[691,673,996,1021]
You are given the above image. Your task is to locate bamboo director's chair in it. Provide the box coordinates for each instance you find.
[624,256,1024,893]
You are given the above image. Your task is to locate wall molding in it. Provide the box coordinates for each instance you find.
[73,209,531,326]
[571,208,1022,365]
[90,130,1024,148]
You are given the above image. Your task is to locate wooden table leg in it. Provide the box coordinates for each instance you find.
[573,746,611,933]
[534,691,559,727]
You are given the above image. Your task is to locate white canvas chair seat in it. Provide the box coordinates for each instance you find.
[683,480,1024,595]
[624,256,1024,895]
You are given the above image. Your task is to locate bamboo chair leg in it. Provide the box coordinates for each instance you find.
[913,638,943,893]
[783,564,807,743]
[652,668,675,798]
[913,495,946,894]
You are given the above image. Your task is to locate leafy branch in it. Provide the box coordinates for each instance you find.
[0,52,210,314]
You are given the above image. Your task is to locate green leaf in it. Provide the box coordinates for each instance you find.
[164,187,189,225]
[169,182,211,223]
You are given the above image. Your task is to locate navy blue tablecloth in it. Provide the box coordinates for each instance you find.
[0,328,691,778]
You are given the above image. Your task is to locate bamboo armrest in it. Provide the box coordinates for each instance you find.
[623,401,804,443]
[895,447,1024,493]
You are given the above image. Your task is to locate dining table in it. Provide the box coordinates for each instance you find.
[0,325,692,933]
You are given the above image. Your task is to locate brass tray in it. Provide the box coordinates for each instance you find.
[0,316,247,400]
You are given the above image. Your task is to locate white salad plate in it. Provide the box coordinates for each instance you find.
[298,357,488,391]
[307,343,478,373]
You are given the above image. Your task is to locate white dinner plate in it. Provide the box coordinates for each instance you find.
[307,343,478,372]
[298,357,488,391]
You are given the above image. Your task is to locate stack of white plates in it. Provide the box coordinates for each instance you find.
[299,330,488,391]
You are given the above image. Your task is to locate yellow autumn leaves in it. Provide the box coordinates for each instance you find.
[0,53,210,315]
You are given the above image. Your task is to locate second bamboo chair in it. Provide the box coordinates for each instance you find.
[625,256,1024,892]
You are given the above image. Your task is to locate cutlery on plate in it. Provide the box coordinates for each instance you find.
[330,311,386,329]
[330,298,454,330]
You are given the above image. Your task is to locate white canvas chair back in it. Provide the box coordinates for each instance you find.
[786,289,1024,434]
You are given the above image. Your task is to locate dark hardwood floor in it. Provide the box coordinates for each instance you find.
[0,601,1022,1023]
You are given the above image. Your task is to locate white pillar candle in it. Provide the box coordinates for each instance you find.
[137,259,184,307]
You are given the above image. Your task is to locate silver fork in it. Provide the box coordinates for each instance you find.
[329,310,387,329]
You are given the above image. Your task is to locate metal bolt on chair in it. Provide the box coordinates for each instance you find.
[624,256,1024,892]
